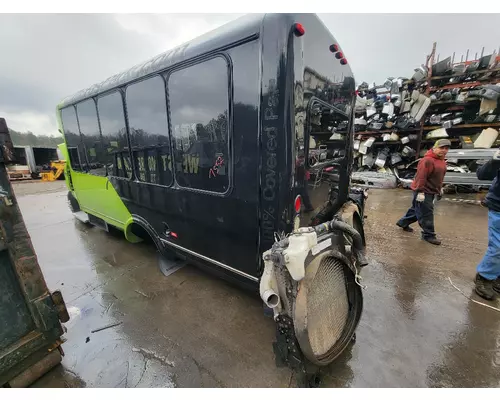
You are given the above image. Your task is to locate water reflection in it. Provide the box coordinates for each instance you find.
[393,254,426,320]
[320,341,355,387]
[426,300,500,387]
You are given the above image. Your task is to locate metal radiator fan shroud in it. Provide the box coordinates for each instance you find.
[293,251,363,366]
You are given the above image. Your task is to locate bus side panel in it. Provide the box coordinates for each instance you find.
[110,39,262,280]
[71,173,131,229]
[257,14,294,276]
[55,109,132,230]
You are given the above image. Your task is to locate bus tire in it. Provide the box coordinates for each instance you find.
[67,191,80,213]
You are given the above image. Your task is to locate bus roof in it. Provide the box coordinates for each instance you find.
[58,13,266,109]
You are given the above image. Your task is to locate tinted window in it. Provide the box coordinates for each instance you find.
[77,99,106,176]
[226,41,259,200]
[126,76,172,186]
[168,57,229,193]
[61,106,86,172]
[97,91,131,178]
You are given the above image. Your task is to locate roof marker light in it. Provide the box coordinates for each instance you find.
[340,58,348,65]
[335,51,344,59]
[329,44,339,53]
[294,23,305,37]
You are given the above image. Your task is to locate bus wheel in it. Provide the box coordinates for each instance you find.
[67,191,80,213]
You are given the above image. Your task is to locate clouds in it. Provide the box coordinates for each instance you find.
[0,13,230,135]
[322,14,500,86]
[0,13,498,135]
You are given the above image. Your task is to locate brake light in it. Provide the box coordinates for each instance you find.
[335,52,344,59]
[294,195,302,213]
[294,23,305,37]
[329,44,339,53]
[340,58,348,65]
[170,232,178,238]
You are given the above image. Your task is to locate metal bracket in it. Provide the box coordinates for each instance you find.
[50,290,69,323]
[274,314,320,388]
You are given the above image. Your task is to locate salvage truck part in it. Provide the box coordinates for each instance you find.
[396,149,497,189]
[56,13,367,386]
[0,118,69,388]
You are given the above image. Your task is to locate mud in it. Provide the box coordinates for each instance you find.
[12,183,500,387]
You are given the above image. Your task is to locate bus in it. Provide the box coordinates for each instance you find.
[57,13,367,386]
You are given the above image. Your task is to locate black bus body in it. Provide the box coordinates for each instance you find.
[59,13,366,385]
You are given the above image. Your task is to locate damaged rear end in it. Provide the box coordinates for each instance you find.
[258,14,368,386]
[260,194,368,386]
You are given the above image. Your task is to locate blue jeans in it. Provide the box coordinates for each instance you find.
[477,210,500,280]
[397,191,436,239]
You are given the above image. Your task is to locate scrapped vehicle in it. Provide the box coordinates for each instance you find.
[396,148,496,191]
[56,13,367,386]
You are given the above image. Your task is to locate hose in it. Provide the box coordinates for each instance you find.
[314,219,368,267]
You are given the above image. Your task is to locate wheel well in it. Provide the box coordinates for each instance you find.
[126,220,164,254]
[130,223,152,243]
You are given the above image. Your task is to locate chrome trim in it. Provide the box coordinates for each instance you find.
[160,238,259,282]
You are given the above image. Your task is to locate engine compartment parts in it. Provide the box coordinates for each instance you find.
[395,148,498,190]
[474,128,499,148]
[260,207,366,386]
[352,170,399,189]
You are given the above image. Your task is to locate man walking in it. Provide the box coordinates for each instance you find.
[474,150,500,300]
[396,139,450,245]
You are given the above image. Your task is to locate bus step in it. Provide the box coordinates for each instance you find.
[158,252,186,277]
[73,211,89,224]
[88,214,109,232]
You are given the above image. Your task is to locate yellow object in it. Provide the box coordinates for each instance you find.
[40,161,66,182]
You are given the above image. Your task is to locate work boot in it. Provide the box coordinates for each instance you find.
[396,221,414,232]
[493,278,500,294]
[423,236,441,245]
[475,274,497,301]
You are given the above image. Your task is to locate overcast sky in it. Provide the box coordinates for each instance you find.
[0,13,499,136]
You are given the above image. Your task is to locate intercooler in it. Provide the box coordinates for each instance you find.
[294,252,362,366]
[261,225,365,372]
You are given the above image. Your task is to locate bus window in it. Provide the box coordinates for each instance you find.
[126,75,173,186]
[76,99,106,177]
[97,91,131,179]
[61,106,87,172]
[302,99,349,218]
[168,57,230,193]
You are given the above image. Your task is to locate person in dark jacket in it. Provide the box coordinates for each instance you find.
[474,150,500,300]
[396,139,450,245]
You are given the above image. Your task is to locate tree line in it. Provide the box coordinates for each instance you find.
[8,128,63,148]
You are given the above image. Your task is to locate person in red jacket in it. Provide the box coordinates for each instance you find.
[396,139,450,245]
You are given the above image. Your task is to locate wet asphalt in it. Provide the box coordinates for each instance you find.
[12,181,500,388]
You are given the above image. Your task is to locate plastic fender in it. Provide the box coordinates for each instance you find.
[123,217,143,243]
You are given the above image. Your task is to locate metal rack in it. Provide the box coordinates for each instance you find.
[356,43,500,160]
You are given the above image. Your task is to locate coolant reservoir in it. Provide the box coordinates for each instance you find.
[283,230,318,281]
